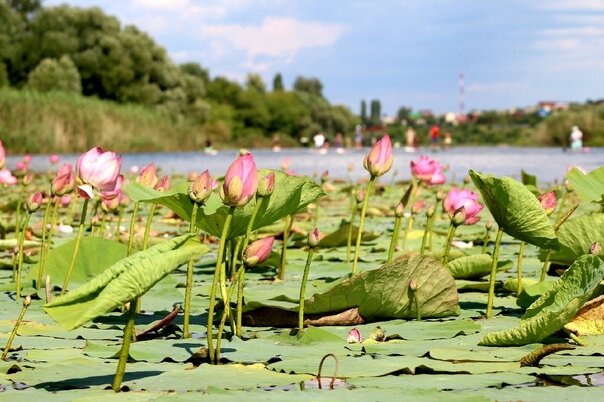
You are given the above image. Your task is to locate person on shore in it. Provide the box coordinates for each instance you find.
[272,133,281,152]
[569,125,583,151]
[429,124,440,151]
[405,127,417,152]
[443,131,453,149]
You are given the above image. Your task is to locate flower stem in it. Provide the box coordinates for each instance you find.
[517,241,525,294]
[1,298,30,360]
[207,207,234,364]
[486,227,504,318]
[387,215,402,262]
[345,202,356,263]
[441,222,457,265]
[127,202,140,256]
[236,197,264,337]
[481,227,491,254]
[141,203,157,251]
[420,212,435,256]
[298,248,315,332]
[36,198,54,290]
[400,214,414,250]
[183,202,199,339]
[114,207,124,239]
[412,289,421,321]
[15,213,31,300]
[539,251,551,282]
[111,299,136,392]
[14,184,25,240]
[98,211,107,237]
[278,214,294,280]
[215,267,240,363]
[61,198,90,296]
[352,176,376,275]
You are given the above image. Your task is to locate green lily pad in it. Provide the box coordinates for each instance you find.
[469,170,559,250]
[541,213,604,266]
[567,166,604,203]
[480,254,604,345]
[447,254,513,280]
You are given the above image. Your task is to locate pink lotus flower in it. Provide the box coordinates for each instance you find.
[155,175,170,192]
[136,163,158,188]
[49,154,60,165]
[102,190,122,212]
[51,164,75,196]
[76,147,122,199]
[537,191,557,216]
[443,188,484,225]
[188,170,212,204]
[428,165,446,185]
[363,135,393,177]
[0,168,17,186]
[221,153,258,207]
[99,174,123,202]
[308,228,320,248]
[243,236,275,266]
[0,141,5,170]
[59,194,72,208]
[23,155,32,163]
[410,155,442,183]
[411,199,425,214]
[27,192,43,212]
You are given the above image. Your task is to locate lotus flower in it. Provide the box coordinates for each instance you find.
[243,237,274,266]
[410,155,442,183]
[537,191,557,216]
[443,188,483,225]
[49,154,60,165]
[308,228,320,248]
[99,174,123,202]
[188,170,212,204]
[59,194,72,208]
[154,175,170,192]
[135,163,158,188]
[429,165,446,185]
[76,147,122,199]
[0,169,17,186]
[51,164,75,196]
[26,192,43,212]
[102,190,122,212]
[363,135,393,177]
[221,153,258,207]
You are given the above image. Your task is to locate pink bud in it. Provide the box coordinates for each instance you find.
[410,155,442,183]
[356,189,366,204]
[281,157,291,171]
[59,194,72,208]
[537,191,557,216]
[135,163,158,188]
[23,155,32,164]
[52,169,75,196]
[346,327,362,343]
[76,147,122,198]
[411,200,425,214]
[22,172,33,186]
[395,201,405,217]
[57,163,72,176]
[363,135,393,177]
[49,154,60,165]
[27,192,43,212]
[154,175,170,192]
[243,237,274,266]
[0,168,17,186]
[257,171,275,198]
[443,188,484,225]
[0,141,5,170]
[188,170,212,204]
[308,228,320,248]
[101,191,122,212]
[221,153,258,207]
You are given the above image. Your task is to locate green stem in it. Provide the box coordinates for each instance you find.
[352,176,376,275]
[60,198,90,296]
[111,299,137,392]
[345,204,357,263]
[141,203,157,250]
[41,201,60,281]
[400,214,415,250]
[14,184,25,240]
[36,198,53,289]
[540,251,551,282]
[481,228,491,254]
[15,213,31,300]
[412,290,421,321]
[517,241,525,295]
[278,214,295,280]
[98,211,107,237]
[387,216,402,262]
[1,299,30,360]
[127,202,140,256]
[564,328,587,346]
[215,266,241,364]
[486,227,504,319]
[236,197,264,337]
[207,207,234,364]
[420,213,434,256]
[114,207,124,239]
[298,248,315,332]
[441,222,457,265]
[183,202,199,339]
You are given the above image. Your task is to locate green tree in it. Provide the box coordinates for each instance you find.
[369,99,381,126]
[245,73,266,93]
[27,55,82,93]
[272,72,284,91]
[179,62,209,85]
[293,76,323,97]
[360,99,367,125]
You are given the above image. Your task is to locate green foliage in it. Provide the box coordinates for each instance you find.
[272,72,284,91]
[567,166,604,204]
[369,99,381,126]
[27,55,82,93]
[541,214,604,266]
[447,254,513,280]
[293,75,323,97]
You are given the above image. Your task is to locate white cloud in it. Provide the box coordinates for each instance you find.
[200,17,347,63]
[539,0,604,10]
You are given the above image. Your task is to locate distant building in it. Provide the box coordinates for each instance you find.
[537,101,569,117]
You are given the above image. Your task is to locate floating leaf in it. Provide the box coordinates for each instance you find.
[541,213,604,266]
[44,234,208,330]
[564,295,604,335]
[567,166,604,204]
[480,254,604,346]
[124,169,325,240]
[447,254,513,280]
[469,170,559,250]
[308,222,381,247]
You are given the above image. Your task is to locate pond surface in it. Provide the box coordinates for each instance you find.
[12,146,604,182]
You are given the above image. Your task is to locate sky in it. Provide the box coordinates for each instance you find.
[46,0,604,115]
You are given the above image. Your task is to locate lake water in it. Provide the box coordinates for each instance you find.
[12,146,604,184]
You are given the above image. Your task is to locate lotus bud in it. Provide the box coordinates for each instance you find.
[355,189,366,204]
[26,192,43,212]
[320,170,329,183]
[51,170,76,196]
[0,141,5,170]
[243,237,274,267]
[23,155,32,164]
[451,206,467,227]
[590,242,601,256]
[463,174,471,184]
[23,294,31,307]
[436,190,446,202]
[537,191,557,216]
[369,326,385,342]
[411,199,425,215]
[221,154,258,207]
[363,135,393,177]
[59,194,72,208]
[188,170,212,204]
[485,220,493,231]
[136,163,158,188]
[154,175,170,192]
[49,154,60,165]
[409,278,418,291]
[257,172,275,198]
[91,215,101,227]
[76,147,122,199]
[14,161,28,178]
[308,228,320,248]
[281,157,291,171]
[187,171,198,182]
[395,202,405,218]
[425,204,434,218]
[346,327,362,343]
[22,172,33,186]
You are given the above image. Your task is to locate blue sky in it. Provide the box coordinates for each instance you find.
[46,0,604,115]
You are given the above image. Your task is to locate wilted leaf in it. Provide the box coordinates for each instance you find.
[447,254,513,280]
[564,295,604,335]
[480,254,604,346]
[469,170,558,250]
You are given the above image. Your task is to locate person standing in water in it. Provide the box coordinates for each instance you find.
[569,125,583,151]
[429,124,440,151]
